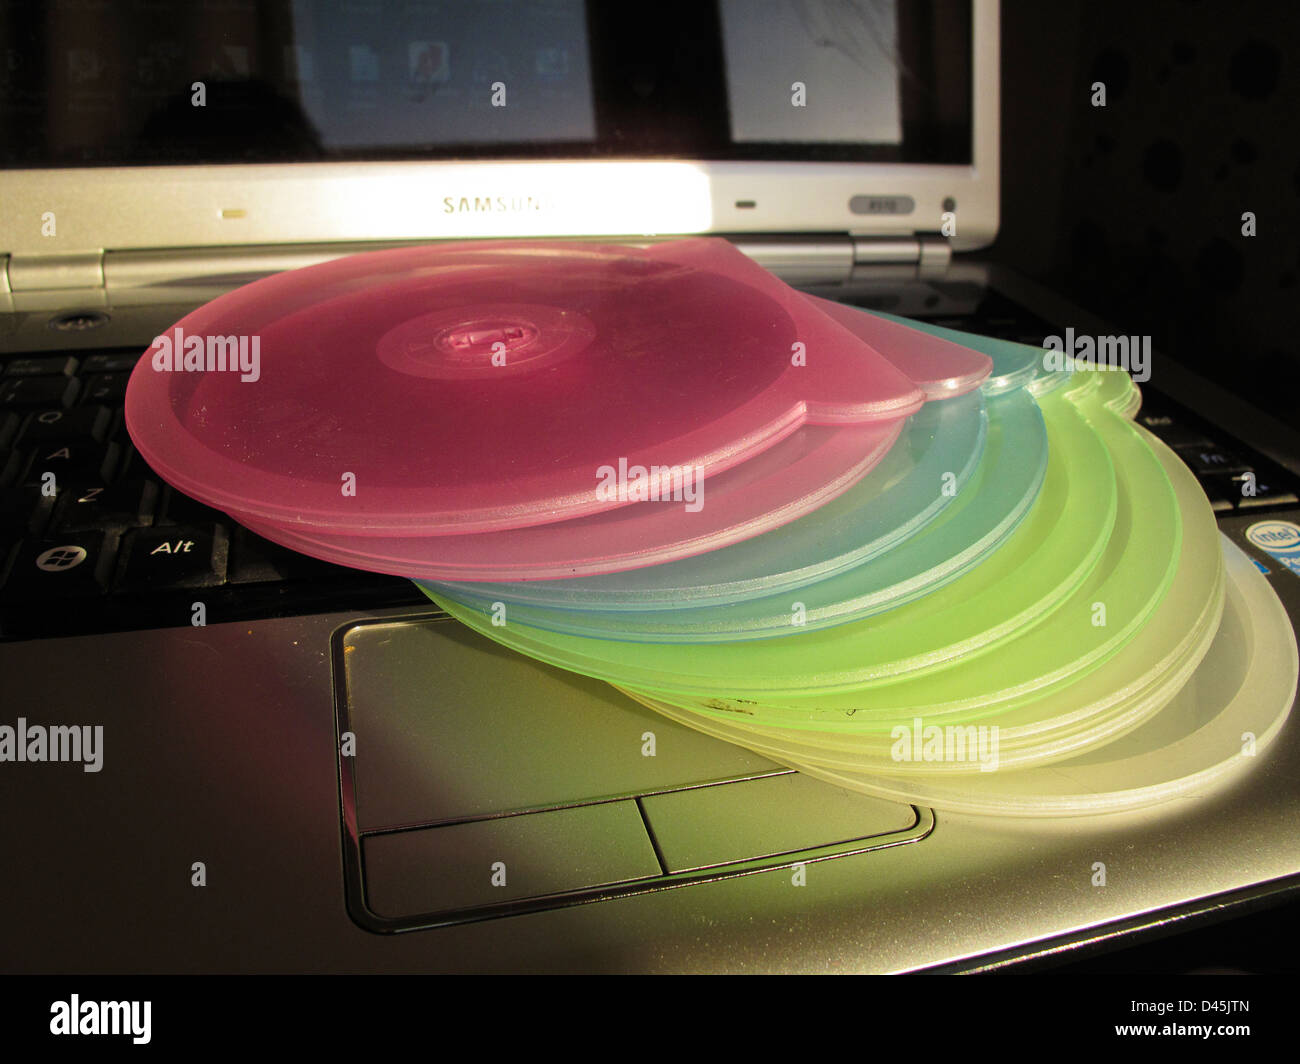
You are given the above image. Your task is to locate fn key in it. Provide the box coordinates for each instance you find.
[118,524,228,591]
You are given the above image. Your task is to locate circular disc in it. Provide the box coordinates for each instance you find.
[633,372,1179,714]
[626,536,1295,817]
[124,237,926,535]
[867,309,1044,396]
[430,308,1027,607]
[236,416,905,580]
[420,387,988,624]
[226,293,998,580]
[618,425,1227,775]
[425,371,1155,697]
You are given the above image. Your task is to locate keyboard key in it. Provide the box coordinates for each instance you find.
[20,440,120,486]
[1137,413,1211,449]
[1237,492,1300,509]
[1204,487,1234,513]
[0,375,78,409]
[81,352,142,373]
[1174,443,1251,477]
[16,405,112,447]
[0,484,56,538]
[0,411,20,451]
[1218,473,1300,510]
[2,355,78,377]
[157,486,223,525]
[117,524,227,590]
[0,533,113,601]
[52,478,159,532]
[228,526,344,583]
[0,448,23,489]
[228,528,293,584]
[0,536,17,585]
[79,372,129,406]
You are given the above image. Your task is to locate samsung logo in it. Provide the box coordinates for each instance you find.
[442,195,554,214]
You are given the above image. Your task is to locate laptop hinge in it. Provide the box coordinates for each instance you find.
[726,235,952,283]
[852,234,952,272]
[103,238,869,290]
[5,235,951,295]
[6,250,105,291]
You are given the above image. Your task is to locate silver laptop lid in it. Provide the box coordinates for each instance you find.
[0,0,997,286]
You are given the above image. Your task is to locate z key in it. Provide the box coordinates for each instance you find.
[53,478,158,532]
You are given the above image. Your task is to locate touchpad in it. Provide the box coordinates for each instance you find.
[336,616,927,929]
[338,616,780,831]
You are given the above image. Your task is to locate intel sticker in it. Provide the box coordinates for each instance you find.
[1245,520,1300,576]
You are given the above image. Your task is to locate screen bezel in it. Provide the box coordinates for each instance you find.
[0,0,999,260]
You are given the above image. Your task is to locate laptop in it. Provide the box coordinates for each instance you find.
[2,0,1299,974]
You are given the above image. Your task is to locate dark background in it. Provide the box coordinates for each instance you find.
[999,0,1298,972]
[997,0,1297,425]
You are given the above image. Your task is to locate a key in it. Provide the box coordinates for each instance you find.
[117,524,227,591]
[20,440,120,486]
[0,532,113,601]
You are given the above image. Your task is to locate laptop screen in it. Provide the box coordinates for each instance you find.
[0,0,971,168]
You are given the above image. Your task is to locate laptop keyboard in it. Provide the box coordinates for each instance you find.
[0,347,426,641]
[2,302,1296,642]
